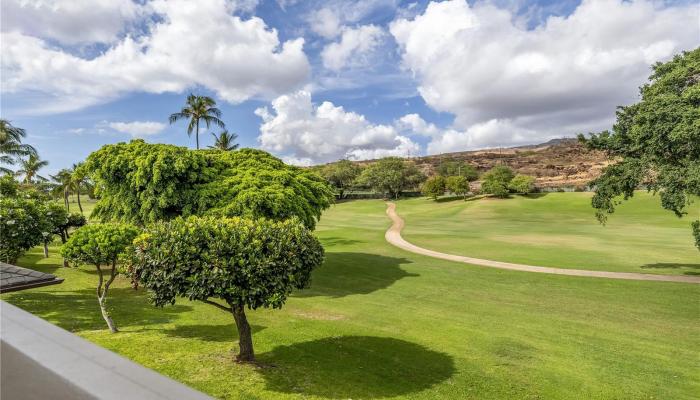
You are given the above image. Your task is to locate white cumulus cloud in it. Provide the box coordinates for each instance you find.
[1,0,310,114]
[390,0,700,149]
[321,25,385,71]
[1,0,145,45]
[256,90,419,163]
[108,121,167,137]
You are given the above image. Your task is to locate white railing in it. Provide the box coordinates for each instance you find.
[1,301,213,400]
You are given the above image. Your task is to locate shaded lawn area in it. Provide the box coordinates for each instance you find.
[399,191,700,275]
[2,199,699,399]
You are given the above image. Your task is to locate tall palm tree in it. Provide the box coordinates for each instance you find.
[16,154,49,184]
[52,168,74,211]
[0,119,37,174]
[208,130,239,151]
[169,94,225,149]
[70,162,86,214]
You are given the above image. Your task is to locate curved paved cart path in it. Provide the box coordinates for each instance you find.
[385,202,700,284]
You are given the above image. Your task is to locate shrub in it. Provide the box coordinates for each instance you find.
[0,198,48,263]
[480,166,515,198]
[422,176,446,200]
[508,175,536,194]
[446,176,471,199]
[61,224,140,333]
[126,216,324,362]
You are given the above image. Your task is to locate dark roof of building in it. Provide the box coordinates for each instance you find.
[0,262,64,293]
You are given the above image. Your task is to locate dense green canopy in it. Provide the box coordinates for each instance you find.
[82,140,333,229]
[127,215,324,360]
[581,48,700,250]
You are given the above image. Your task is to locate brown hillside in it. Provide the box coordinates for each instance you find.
[357,138,610,189]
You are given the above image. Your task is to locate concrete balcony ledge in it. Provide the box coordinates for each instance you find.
[1,301,213,400]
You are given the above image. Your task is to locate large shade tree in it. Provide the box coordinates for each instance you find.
[580,48,700,250]
[82,140,334,229]
[127,216,324,361]
[319,159,361,199]
[356,157,425,199]
[170,94,225,149]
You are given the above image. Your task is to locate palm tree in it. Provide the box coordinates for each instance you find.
[16,154,49,184]
[70,163,86,214]
[0,119,37,174]
[208,130,239,151]
[169,94,225,149]
[52,168,74,211]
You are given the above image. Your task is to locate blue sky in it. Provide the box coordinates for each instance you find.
[1,0,698,174]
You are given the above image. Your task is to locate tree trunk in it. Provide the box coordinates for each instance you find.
[64,189,70,211]
[231,305,254,362]
[76,190,83,214]
[195,119,200,150]
[96,262,119,333]
[62,258,70,268]
[43,241,49,258]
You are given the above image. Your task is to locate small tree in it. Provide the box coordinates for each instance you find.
[0,198,47,263]
[61,224,139,333]
[422,176,446,200]
[480,165,515,198]
[127,216,324,362]
[356,157,425,199]
[41,202,68,258]
[446,175,470,200]
[508,174,536,194]
[320,159,361,199]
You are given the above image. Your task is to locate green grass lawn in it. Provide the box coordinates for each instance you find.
[398,192,700,275]
[3,198,699,399]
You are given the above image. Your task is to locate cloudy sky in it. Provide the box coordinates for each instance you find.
[1,0,698,173]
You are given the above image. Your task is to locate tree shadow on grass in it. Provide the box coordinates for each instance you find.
[641,263,700,276]
[3,288,192,333]
[295,252,418,298]
[319,237,365,247]
[161,323,265,342]
[258,336,455,399]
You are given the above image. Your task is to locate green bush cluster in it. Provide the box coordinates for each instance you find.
[83,141,334,229]
[480,166,536,197]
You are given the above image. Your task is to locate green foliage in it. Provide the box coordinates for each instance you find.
[197,149,334,229]
[422,176,446,200]
[437,161,478,181]
[0,174,19,197]
[83,141,334,229]
[355,157,426,199]
[128,216,323,309]
[42,202,69,239]
[580,48,700,250]
[0,197,48,263]
[127,215,324,359]
[508,175,536,194]
[480,165,515,198]
[319,160,361,198]
[446,175,470,199]
[61,224,139,267]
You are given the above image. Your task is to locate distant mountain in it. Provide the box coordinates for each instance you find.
[356,137,610,189]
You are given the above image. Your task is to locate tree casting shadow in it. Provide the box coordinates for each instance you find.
[258,336,454,399]
[295,252,418,298]
[641,263,700,276]
[3,288,192,332]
